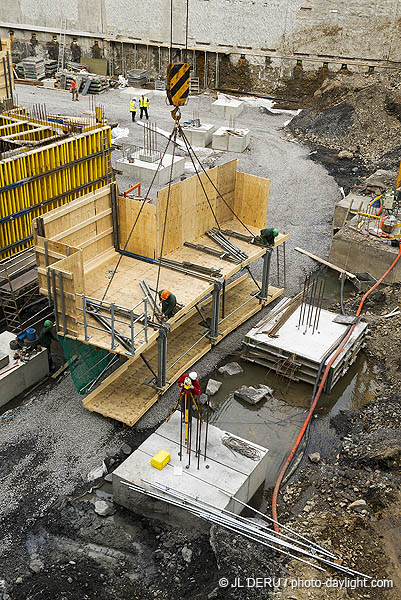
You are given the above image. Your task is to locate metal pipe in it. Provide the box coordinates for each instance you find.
[303,277,315,333]
[204,396,209,461]
[179,397,183,461]
[315,279,326,332]
[218,293,256,325]
[307,277,318,329]
[298,276,308,328]
[57,271,67,335]
[312,280,323,334]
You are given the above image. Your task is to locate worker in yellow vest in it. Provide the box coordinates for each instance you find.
[139,94,149,120]
[130,98,137,122]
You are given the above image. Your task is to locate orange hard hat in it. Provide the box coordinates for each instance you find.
[161,289,170,300]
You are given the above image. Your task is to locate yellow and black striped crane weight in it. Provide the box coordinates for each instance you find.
[166,62,190,111]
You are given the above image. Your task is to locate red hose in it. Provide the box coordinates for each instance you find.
[271,241,401,532]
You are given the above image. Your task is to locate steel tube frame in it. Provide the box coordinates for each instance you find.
[157,325,168,389]
[259,247,273,299]
[209,280,222,340]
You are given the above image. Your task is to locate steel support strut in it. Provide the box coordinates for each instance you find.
[157,324,169,389]
[259,247,273,300]
[209,279,222,340]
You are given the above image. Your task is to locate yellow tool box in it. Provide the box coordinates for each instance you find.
[150,450,171,470]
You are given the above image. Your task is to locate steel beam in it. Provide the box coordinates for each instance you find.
[209,279,222,340]
[157,324,169,389]
[259,247,273,299]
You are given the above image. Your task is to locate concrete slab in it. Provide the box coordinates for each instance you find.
[119,87,155,99]
[248,306,349,364]
[212,127,250,152]
[181,123,216,147]
[333,193,371,231]
[112,411,268,525]
[116,153,185,186]
[211,97,244,120]
[0,331,49,408]
[243,302,368,391]
[330,219,401,283]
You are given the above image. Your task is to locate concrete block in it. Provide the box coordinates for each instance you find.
[0,331,49,408]
[330,218,401,284]
[42,78,56,89]
[119,87,154,99]
[0,352,9,369]
[116,153,185,186]
[211,97,244,120]
[113,411,268,526]
[333,193,370,231]
[212,127,250,152]
[181,123,216,147]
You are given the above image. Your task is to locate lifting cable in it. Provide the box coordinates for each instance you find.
[152,125,179,321]
[100,127,176,304]
[179,126,255,236]
[180,127,221,230]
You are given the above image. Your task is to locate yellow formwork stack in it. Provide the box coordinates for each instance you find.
[0,112,112,258]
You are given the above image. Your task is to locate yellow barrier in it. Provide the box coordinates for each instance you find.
[0,118,112,258]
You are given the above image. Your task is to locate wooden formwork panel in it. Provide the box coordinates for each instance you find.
[83,276,283,426]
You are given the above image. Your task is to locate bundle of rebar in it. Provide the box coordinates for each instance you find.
[122,479,371,579]
[158,257,221,280]
[297,274,325,335]
[183,241,238,263]
[206,228,248,263]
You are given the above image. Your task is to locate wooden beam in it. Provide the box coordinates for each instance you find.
[78,227,113,249]
[294,247,356,279]
[52,209,112,241]
[42,186,111,224]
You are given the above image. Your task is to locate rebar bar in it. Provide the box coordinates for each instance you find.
[315,279,325,332]
[312,279,324,334]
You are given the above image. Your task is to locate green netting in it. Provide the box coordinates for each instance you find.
[58,336,119,395]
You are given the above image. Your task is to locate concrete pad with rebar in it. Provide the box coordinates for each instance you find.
[243,301,367,392]
[112,411,269,526]
[181,123,216,147]
[116,153,185,186]
[212,127,250,152]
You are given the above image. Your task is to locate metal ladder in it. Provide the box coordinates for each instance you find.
[190,71,200,95]
[57,18,67,72]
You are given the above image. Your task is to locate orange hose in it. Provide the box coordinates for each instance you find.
[271,241,401,532]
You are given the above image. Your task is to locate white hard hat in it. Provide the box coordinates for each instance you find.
[189,371,197,380]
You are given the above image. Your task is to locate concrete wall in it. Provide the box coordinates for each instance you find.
[1,0,401,91]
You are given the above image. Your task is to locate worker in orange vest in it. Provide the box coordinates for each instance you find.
[71,77,79,102]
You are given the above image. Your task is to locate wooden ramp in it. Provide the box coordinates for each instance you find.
[83,277,283,426]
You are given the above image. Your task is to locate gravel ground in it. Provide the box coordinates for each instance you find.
[0,84,341,595]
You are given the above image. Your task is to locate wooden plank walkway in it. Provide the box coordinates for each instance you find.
[83,276,283,426]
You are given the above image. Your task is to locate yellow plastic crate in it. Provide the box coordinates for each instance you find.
[150,450,171,470]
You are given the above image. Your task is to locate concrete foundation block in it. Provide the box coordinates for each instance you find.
[212,127,250,152]
[116,154,185,186]
[330,221,401,284]
[0,331,49,408]
[112,411,269,526]
[333,193,371,231]
[211,97,244,120]
[119,87,154,99]
[181,123,216,147]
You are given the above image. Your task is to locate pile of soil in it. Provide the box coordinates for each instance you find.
[288,72,401,165]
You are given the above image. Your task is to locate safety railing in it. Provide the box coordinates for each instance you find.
[75,294,149,356]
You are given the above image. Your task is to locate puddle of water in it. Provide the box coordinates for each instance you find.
[209,353,379,488]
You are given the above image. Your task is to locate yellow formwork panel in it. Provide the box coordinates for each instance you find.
[0,123,112,258]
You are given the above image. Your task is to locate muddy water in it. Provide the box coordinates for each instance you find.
[209,353,379,489]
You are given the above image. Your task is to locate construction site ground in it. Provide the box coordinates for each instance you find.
[0,82,400,599]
